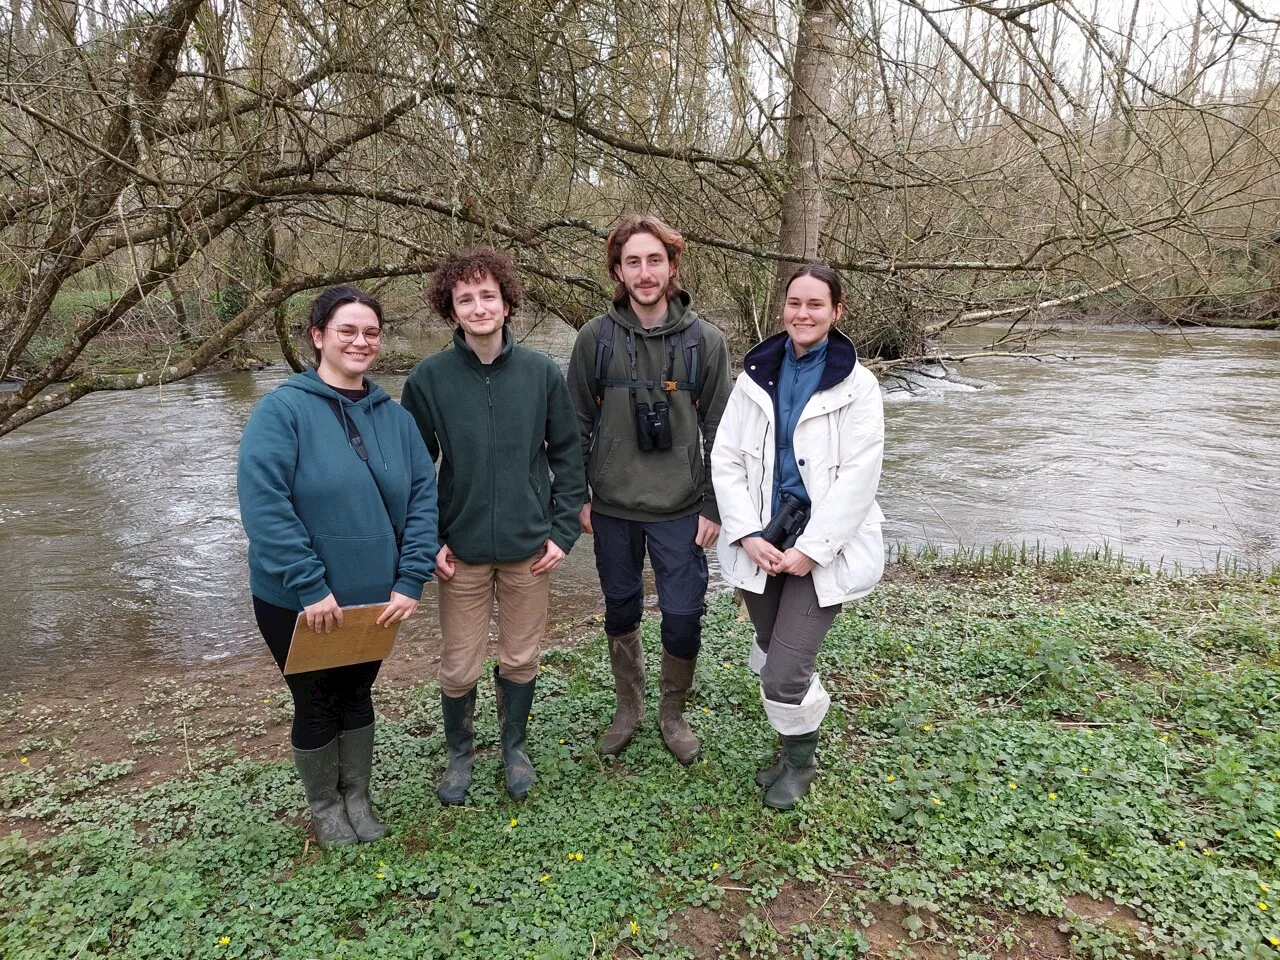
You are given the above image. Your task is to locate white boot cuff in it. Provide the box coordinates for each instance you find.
[761,674,830,736]
[748,640,767,676]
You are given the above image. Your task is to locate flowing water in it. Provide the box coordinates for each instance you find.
[1,323,1276,687]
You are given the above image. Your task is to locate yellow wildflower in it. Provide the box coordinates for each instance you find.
[723,663,731,669]
[1259,901,1268,911]
[376,872,385,879]
[380,862,386,867]
[630,920,640,935]
[19,757,27,764]
[1049,793,1058,800]
[1270,936,1280,946]
[1262,882,1270,893]
[1177,840,1186,848]
[540,874,550,882]
[712,862,720,870]
[1008,783,1018,790]
[726,837,733,845]
[1081,766,1091,773]
[886,775,896,783]
[559,738,565,744]
[510,818,518,828]
[1203,849,1213,857]
[219,937,231,946]
[702,707,710,713]
[922,724,932,732]
[539,665,546,671]
[931,797,942,806]
[263,698,270,704]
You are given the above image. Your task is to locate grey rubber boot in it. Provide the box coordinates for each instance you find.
[494,664,537,801]
[658,650,701,765]
[293,738,359,849]
[763,730,820,811]
[337,723,388,842]
[438,686,476,806]
[599,628,645,756]
[756,740,785,789]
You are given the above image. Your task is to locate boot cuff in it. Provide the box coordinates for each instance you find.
[762,674,830,735]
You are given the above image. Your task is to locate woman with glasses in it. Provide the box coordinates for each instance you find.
[237,286,438,847]
[711,263,884,810]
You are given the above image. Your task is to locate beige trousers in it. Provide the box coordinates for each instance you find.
[437,558,550,696]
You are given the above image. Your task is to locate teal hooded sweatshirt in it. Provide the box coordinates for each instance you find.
[237,369,439,610]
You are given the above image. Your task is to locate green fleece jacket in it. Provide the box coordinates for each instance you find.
[401,327,586,564]
[566,293,731,523]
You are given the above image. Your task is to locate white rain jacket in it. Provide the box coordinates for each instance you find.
[711,329,885,607]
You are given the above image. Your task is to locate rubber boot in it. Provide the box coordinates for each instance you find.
[293,738,358,849]
[599,628,644,756]
[438,687,476,806]
[756,740,785,789]
[658,650,701,765]
[337,723,388,842]
[495,665,537,801]
[763,730,820,811]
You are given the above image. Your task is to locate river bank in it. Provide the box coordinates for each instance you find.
[2,553,1276,959]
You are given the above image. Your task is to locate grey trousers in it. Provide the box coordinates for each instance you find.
[742,573,842,705]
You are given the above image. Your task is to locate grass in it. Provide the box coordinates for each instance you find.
[1,551,1278,959]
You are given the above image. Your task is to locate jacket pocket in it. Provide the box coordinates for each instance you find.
[829,518,885,599]
[311,533,399,607]
[588,438,621,492]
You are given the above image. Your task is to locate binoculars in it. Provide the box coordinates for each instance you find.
[634,400,673,452]
[762,493,811,550]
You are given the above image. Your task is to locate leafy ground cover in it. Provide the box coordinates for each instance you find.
[1,551,1278,959]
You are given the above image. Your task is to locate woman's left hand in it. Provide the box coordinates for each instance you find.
[778,548,817,577]
[377,591,419,626]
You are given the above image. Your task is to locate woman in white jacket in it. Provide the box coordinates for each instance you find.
[711,263,885,809]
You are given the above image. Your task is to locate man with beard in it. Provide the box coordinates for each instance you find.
[567,215,732,765]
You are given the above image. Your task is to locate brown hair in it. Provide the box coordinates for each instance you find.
[784,263,845,308]
[427,246,524,321]
[605,214,685,304]
[307,285,383,362]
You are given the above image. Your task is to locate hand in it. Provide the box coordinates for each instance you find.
[529,539,566,576]
[435,544,457,581]
[742,536,784,575]
[304,594,343,633]
[778,547,817,577]
[377,591,419,626]
[579,502,593,534]
[695,515,721,549]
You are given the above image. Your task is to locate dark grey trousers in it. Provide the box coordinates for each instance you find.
[743,573,841,705]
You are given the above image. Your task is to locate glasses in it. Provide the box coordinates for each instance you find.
[330,325,382,344]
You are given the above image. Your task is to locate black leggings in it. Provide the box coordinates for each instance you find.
[253,597,382,750]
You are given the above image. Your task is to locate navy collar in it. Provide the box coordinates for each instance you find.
[744,328,856,394]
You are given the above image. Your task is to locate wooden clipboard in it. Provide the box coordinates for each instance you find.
[284,603,401,674]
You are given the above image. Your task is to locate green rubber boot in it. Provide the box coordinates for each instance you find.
[495,665,537,801]
[438,687,476,806]
[763,730,820,811]
[293,738,358,849]
[337,723,388,842]
[756,740,785,789]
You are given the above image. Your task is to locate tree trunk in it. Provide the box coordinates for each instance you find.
[771,0,838,329]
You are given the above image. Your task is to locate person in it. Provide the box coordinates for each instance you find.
[566,214,732,765]
[402,247,585,804]
[237,286,439,847]
[711,263,885,810]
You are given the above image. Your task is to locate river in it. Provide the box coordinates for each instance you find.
[0,324,1276,687]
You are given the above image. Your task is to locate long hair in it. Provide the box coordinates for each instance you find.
[605,214,686,304]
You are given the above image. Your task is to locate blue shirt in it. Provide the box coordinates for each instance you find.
[773,337,828,512]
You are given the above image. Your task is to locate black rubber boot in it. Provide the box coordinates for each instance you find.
[763,730,820,811]
[494,665,537,801]
[438,687,476,806]
[293,738,358,849]
[756,740,785,789]
[599,628,644,756]
[337,723,388,842]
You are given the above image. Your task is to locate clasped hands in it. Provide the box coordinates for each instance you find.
[741,536,816,577]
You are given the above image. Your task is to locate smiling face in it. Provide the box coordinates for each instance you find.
[782,274,844,355]
[450,270,509,339]
[614,231,674,310]
[310,302,382,388]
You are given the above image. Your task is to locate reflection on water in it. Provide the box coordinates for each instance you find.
[0,322,1276,684]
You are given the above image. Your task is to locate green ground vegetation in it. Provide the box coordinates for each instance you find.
[1,551,1278,959]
